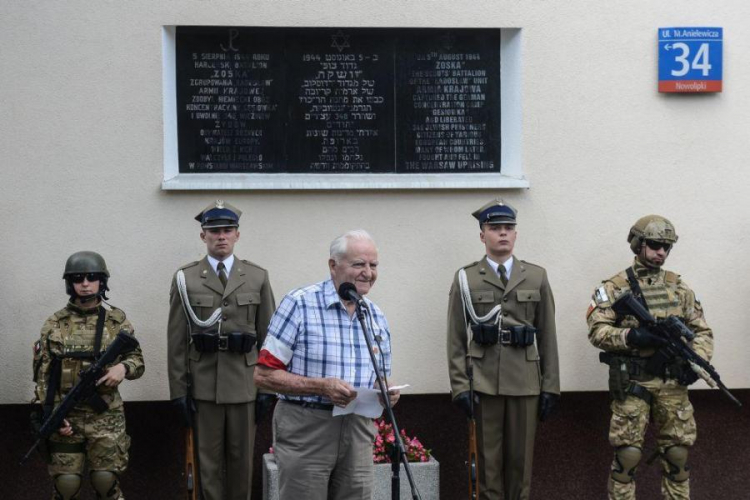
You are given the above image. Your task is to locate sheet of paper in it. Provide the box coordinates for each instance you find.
[332,384,410,418]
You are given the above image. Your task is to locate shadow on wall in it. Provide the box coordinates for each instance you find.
[2,391,748,499]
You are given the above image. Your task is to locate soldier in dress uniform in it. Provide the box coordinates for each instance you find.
[447,198,560,500]
[587,215,713,500]
[33,251,145,499]
[167,200,276,500]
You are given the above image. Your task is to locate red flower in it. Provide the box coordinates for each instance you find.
[371,418,432,463]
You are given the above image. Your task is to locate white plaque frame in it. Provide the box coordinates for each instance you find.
[162,27,526,190]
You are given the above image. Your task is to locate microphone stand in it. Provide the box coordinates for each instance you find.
[354,301,422,500]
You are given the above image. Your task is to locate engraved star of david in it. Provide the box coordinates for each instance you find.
[331,30,351,53]
[440,33,456,51]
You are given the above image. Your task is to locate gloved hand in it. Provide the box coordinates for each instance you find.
[626,328,667,349]
[255,393,277,423]
[453,391,479,418]
[172,396,196,428]
[538,392,560,422]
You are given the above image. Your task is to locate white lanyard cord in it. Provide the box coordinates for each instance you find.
[458,268,502,325]
[176,269,223,329]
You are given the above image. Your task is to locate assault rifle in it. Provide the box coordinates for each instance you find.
[184,374,200,500]
[612,292,742,408]
[20,330,140,465]
[185,425,200,500]
[466,366,479,500]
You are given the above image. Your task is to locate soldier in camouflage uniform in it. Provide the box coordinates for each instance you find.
[587,216,713,500]
[32,251,145,500]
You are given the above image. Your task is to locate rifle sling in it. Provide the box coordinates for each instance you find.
[42,358,62,421]
[625,267,650,312]
[93,306,106,357]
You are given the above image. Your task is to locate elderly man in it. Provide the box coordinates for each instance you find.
[255,229,399,500]
[447,198,560,500]
[167,200,276,500]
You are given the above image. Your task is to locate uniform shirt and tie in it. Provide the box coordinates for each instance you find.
[207,254,233,287]
[486,255,513,285]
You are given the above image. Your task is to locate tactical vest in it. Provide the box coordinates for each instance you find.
[611,269,683,327]
[47,306,119,395]
[604,267,688,403]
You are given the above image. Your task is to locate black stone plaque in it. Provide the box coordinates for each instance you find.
[175,27,500,175]
[396,30,500,173]
[176,27,286,173]
[285,29,395,173]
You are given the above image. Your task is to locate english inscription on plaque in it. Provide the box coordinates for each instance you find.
[176,27,500,175]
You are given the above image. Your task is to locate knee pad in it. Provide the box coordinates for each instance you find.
[90,470,120,499]
[53,474,82,500]
[611,446,642,484]
[663,445,690,482]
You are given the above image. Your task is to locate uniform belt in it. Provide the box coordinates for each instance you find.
[217,334,229,351]
[191,332,256,353]
[283,399,334,411]
[498,329,514,345]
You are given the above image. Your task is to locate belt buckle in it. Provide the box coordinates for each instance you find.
[499,329,512,345]
[217,335,229,351]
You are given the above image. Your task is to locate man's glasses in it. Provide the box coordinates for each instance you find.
[70,273,102,284]
[645,240,672,252]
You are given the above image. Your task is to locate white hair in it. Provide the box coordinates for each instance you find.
[329,229,376,262]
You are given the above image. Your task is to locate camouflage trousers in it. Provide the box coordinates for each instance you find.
[608,378,696,500]
[47,405,130,499]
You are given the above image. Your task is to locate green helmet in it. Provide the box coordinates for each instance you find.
[627,215,678,254]
[62,251,110,278]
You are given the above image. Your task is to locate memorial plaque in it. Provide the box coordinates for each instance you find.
[175,27,501,176]
[285,29,394,173]
[176,27,286,173]
[396,30,500,173]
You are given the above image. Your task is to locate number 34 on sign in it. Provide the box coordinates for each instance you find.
[658,27,723,93]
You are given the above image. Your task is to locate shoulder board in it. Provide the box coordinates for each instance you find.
[519,260,545,271]
[178,261,200,271]
[52,308,71,320]
[240,259,267,272]
[461,260,480,270]
[106,306,127,323]
[664,270,680,285]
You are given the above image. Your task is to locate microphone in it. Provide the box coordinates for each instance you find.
[338,282,366,306]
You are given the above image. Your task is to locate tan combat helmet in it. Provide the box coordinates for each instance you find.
[627,215,679,254]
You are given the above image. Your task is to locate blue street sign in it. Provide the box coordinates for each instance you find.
[658,27,723,92]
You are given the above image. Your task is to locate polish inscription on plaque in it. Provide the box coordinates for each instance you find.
[175,27,500,175]
[176,27,285,173]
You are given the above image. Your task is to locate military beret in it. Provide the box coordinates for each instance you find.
[472,198,517,226]
[195,200,242,228]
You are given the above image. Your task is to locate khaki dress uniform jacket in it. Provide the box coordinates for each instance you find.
[167,255,275,500]
[447,256,559,500]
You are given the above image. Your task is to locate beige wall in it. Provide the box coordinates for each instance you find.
[2,0,749,403]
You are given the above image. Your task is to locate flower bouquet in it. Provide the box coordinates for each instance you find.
[372,418,431,463]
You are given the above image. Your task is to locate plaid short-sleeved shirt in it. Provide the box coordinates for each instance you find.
[259,279,392,404]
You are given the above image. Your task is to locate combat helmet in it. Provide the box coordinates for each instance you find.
[63,251,110,300]
[627,215,678,254]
